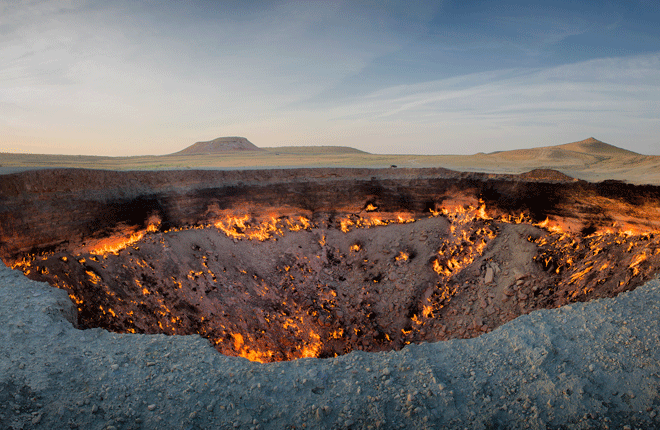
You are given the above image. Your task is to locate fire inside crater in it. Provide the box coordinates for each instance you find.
[13,204,660,363]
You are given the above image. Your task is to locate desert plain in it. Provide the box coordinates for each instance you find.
[2,137,660,185]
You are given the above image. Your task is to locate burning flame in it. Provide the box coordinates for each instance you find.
[286,216,311,232]
[337,213,415,233]
[231,333,273,363]
[90,231,145,255]
[214,215,282,241]
[395,251,409,262]
[629,252,648,276]
[422,304,433,318]
[476,202,491,220]
[88,221,161,255]
[86,270,101,284]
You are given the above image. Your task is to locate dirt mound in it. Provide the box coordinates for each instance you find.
[518,169,578,182]
[172,137,263,155]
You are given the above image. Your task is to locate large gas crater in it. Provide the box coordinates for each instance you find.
[2,167,660,362]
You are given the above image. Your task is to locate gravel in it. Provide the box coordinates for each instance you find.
[1,262,659,429]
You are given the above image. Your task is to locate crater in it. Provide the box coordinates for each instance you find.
[2,168,660,362]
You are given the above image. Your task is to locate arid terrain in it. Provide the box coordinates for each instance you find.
[2,137,660,185]
[1,137,660,429]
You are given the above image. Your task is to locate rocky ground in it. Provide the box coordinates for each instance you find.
[2,261,660,430]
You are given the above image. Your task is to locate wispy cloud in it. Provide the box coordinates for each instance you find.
[2,1,419,154]
[265,53,660,154]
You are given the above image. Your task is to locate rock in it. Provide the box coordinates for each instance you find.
[484,267,494,284]
[148,404,157,411]
[515,268,530,279]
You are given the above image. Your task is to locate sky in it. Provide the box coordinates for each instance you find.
[1,0,660,156]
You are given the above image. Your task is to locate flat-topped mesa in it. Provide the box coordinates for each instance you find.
[172,136,264,155]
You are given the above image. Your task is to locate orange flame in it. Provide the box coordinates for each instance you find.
[422,305,433,318]
[629,253,648,276]
[476,202,492,220]
[90,231,145,255]
[395,251,409,262]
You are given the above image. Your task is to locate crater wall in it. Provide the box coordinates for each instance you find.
[2,168,660,362]
[2,167,659,260]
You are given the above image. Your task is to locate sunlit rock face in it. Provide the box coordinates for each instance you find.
[2,168,660,362]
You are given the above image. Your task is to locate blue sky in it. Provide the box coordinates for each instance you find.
[1,0,659,155]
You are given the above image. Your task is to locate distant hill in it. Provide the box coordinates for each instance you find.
[555,137,639,156]
[172,137,263,155]
[485,137,639,163]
